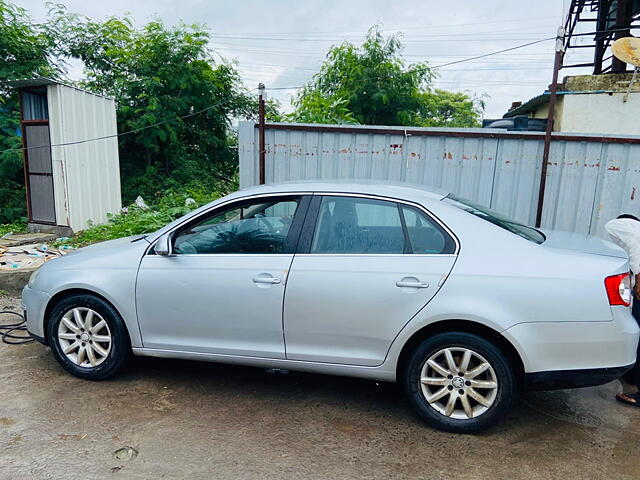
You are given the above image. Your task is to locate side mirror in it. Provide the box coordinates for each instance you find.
[154,233,172,256]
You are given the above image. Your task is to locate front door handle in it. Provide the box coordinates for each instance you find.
[396,280,429,289]
[253,276,281,285]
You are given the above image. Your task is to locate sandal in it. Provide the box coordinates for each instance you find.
[616,392,640,406]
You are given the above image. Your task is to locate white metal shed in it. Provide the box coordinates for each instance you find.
[14,77,122,235]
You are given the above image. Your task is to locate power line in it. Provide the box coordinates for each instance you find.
[210,27,558,43]
[2,34,561,155]
[264,35,557,91]
[238,60,556,73]
[211,16,559,36]
[2,88,258,155]
[432,37,556,68]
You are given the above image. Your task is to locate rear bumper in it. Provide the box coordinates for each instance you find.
[503,306,639,374]
[523,364,634,391]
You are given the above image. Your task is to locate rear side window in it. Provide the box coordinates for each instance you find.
[401,206,456,254]
[311,197,405,254]
[309,196,456,255]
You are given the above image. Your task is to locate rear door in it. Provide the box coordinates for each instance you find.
[283,194,458,366]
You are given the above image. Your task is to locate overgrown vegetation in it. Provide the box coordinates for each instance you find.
[0,221,26,237]
[50,9,255,203]
[57,186,228,248]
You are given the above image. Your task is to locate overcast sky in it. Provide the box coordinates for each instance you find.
[17,0,595,119]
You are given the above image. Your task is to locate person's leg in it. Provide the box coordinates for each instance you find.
[616,297,640,406]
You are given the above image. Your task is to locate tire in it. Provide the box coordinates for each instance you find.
[403,332,515,434]
[47,294,130,380]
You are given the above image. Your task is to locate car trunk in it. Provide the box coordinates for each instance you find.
[539,229,626,259]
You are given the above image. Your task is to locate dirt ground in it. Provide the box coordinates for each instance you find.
[2,294,640,480]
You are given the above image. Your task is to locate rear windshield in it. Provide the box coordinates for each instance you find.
[443,194,545,244]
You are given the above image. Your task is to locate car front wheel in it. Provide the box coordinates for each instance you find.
[47,294,130,380]
[403,332,515,433]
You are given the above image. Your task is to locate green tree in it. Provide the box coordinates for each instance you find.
[0,0,62,223]
[419,89,486,127]
[0,0,60,83]
[51,8,252,202]
[286,90,357,125]
[292,26,482,127]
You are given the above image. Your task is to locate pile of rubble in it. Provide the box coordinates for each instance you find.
[0,233,73,271]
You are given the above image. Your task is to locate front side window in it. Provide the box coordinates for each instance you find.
[311,196,406,254]
[173,197,299,254]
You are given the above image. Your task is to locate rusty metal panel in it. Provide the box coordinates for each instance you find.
[491,137,543,225]
[239,121,640,236]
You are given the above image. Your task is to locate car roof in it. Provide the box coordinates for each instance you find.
[237,180,449,201]
[147,181,450,243]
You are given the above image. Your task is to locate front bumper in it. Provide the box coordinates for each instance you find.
[22,285,51,342]
[523,364,635,391]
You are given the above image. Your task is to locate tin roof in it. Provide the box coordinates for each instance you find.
[2,77,114,100]
[2,77,63,88]
[503,93,550,118]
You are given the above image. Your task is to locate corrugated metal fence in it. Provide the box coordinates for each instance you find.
[238,121,640,237]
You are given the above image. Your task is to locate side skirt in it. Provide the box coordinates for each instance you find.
[131,347,396,382]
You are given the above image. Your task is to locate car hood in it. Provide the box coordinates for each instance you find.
[74,235,148,253]
[46,235,150,270]
[539,229,626,258]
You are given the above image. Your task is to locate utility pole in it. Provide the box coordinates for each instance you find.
[535,26,565,228]
[258,83,266,185]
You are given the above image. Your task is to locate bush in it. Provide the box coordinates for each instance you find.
[0,221,27,237]
[59,185,228,248]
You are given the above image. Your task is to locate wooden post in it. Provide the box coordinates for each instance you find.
[258,83,266,185]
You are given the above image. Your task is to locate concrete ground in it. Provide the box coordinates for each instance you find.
[2,294,640,480]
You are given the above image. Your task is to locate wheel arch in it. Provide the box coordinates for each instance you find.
[395,319,525,387]
[43,288,129,345]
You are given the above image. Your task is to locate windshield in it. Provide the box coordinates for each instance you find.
[443,194,545,244]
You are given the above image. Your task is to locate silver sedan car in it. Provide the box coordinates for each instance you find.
[23,182,639,433]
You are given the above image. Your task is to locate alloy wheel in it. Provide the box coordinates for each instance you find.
[57,307,112,368]
[419,347,498,420]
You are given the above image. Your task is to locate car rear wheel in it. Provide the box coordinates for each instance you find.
[403,332,515,433]
[47,294,130,380]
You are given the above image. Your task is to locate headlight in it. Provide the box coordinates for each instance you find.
[27,268,40,288]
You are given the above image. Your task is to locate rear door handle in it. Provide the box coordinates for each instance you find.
[253,276,281,285]
[396,280,429,288]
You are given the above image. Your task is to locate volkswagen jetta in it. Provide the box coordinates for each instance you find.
[23,182,640,433]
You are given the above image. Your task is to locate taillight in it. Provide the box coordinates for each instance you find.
[605,273,632,307]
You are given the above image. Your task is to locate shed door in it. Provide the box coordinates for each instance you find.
[25,125,56,224]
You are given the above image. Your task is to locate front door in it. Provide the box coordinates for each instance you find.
[136,194,309,358]
[284,195,457,366]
